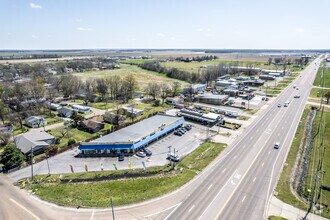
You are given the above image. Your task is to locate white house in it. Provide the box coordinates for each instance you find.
[25,116,47,128]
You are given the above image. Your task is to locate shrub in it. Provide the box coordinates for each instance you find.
[68,139,76,145]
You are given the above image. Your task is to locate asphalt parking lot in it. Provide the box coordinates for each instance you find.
[9,124,206,181]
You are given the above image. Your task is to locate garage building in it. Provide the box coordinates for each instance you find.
[78,114,185,156]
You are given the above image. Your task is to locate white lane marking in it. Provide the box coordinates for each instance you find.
[253,177,257,182]
[242,195,246,202]
[268,151,271,155]
[164,202,183,220]
[222,168,226,173]
[90,209,95,220]
[233,155,237,159]
[208,184,213,191]
[10,198,41,220]
[198,170,238,220]
[188,204,195,213]
[242,145,246,149]
[261,162,264,167]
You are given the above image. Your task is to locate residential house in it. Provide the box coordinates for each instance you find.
[121,107,144,118]
[58,107,74,118]
[14,131,55,155]
[72,104,90,114]
[25,116,47,128]
[79,119,105,133]
[165,97,184,105]
[0,123,13,133]
[103,111,126,124]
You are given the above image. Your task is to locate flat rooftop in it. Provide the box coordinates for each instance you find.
[92,114,182,143]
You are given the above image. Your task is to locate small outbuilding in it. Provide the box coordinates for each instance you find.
[121,107,144,118]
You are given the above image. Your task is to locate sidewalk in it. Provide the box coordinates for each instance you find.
[268,197,328,220]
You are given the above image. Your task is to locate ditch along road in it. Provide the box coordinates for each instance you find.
[0,56,323,220]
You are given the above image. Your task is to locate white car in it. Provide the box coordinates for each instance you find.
[274,142,280,149]
[277,104,281,107]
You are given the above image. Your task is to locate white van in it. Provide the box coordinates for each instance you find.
[284,101,290,107]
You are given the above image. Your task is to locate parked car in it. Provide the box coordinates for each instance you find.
[174,131,183,136]
[118,153,124,161]
[136,151,146,158]
[167,154,180,162]
[184,125,192,130]
[179,128,186,133]
[143,148,152,156]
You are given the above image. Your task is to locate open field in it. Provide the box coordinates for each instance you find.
[309,88,330,99]
[161,60,281,73]
[72,64,187,89]
[313,67,330,88]
[22,142,225,207]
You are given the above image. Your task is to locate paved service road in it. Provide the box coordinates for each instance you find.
[0,56,324,220]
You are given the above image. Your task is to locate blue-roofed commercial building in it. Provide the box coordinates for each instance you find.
[78,114,185,156]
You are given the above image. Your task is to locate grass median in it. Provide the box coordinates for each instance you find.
[21,142,226,208]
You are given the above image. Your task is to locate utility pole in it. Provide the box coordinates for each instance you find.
[110,197,115,220]
[31,147,34,181]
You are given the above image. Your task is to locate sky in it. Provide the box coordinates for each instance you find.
[1,0,330,50]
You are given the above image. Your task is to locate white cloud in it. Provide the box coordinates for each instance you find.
[295,28,305,33]
[76,27,93,31]
[31,34,38,39]
[157,33,166,37]
[197,28,204,32]
[30,3,42,9]
[75,18,82,22]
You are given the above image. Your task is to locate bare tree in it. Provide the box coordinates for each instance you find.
[95,78,108,101]
[144,82,160,100]
[171,81,181,97]
[159,82,171,104]
[0,132,11,146]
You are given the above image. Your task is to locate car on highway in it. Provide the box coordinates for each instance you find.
[274,142,280,149]
[136,151,146,158]
[167,153,180,162]
[143,148,152,156]
[277,104,281,107]
[296,87,299,90]
[294,94,300,98]
[284,100,290,107]
[118,152,124,161]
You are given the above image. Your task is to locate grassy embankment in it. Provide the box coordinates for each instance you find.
[302,110,330,217]
[275,109,309,210]
[276,104,330,217]
[22,142,225,207]
[268,216,287,220]
[313,67,330,88]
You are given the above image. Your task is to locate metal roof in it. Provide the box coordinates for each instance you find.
[92,114,183,143]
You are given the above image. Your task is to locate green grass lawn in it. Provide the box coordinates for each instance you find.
[275,109,309,210]
[48,123,111,149]
[268,216,287,220]
[88,100,126,110]
[313,67,330,88]
[22,142,226,207]
[309,88,330,99]
[72,64,187,89]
